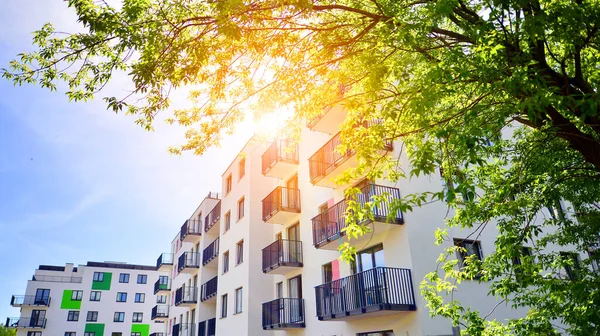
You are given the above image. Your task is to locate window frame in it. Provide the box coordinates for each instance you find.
[224,211,231,232]
[64,333,76,336]
[71,290,83,301]
[116,292,127,302]
[454,239,484,278]
[223,251,230,274]
[86,311,98,322]
[134,293,145,303]
[238,158,246,180]
[234,287,243,314]
[236,240,244,265]
[89,291,101,302]
[137,274,147,284]
[119,273,129,283]
[225,174,232,194]
[92,272,104,282]
[67,310,79,321]
[113,312,125,322]
[221,294,228,318]
[132,312,143,323]
[237,197,245,221]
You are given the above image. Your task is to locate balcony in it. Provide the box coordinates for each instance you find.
[200,276,218,303]
[150,333,165,336]
[198,317,216,336]
[308,130,392,188]
[315,267,416,321]
[262,240,303,274]
[172,323,195,336]
[175,286,198,306]
[180,219,202,243]
[204,200,221,234]
[156,253,173,271]
[10,295,50,307]
[262,187,301,225]
[307,104,347,134]
[262,139,299,178]
[178,252,200,274]
[5,317,46,329]
[262,298,305,330]
[32,275,82,283]
[202,237,219,267]
[312,184,403,250]
[154,278,171,294]
[151,304,169,321]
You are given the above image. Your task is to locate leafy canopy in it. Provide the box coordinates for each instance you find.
[5,0,600,334]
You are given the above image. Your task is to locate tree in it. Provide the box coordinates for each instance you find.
[0,325,16,336]
[4,0,600,334]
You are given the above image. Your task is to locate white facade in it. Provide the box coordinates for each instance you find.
[8,262,163,336]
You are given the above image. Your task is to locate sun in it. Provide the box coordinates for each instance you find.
[250,108,293,141]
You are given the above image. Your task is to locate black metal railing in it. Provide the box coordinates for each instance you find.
[172,323,180,336]
[262,240,303,273]
[200,276,218,302]
[205,201,221,232]
[312,184,403,247]
[262,298,305,329]
[178,252,200,272]
[262,139,299,174]
[150,333,165,336]
[314,267,416,319]
[207,317,216,336]
[10,295,50,306]
[32,275,82,283]
[5,317,47,329]
[151,305,169,319]
[262,187,301,222]
[202,237,219,265]
[156,253,173,268]
[176,323,196,336]
[154,278,171,294]
[175,286,198,305]
[180,219,202,241]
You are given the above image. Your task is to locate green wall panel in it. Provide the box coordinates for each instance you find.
[131,323,149,336]
[91,272,112,290]
[85,323,105,336]
[60,290,81,310]
[159,283,168,290]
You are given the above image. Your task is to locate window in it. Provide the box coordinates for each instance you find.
[67,311,79,321]
[134,293,145,303]
[322,263,333,283]
[34,288,50,305]
[236,240,244,265]
[226,174,232,194]
[132,312,143,323]
[112,333,123,336]
[119,273,130,283]
[223,251,230,274]
[276,282,283,299]
[28,333,42,336]
[454,239,483,277]
[237,197,245,220]
[90,291,101,301]
[131,333,141,336]
[221,294,228,318]
[137,274,147,284]
[560,252,581,280]
[589,250,600,273]
[84,333,95,336]
[357,331,394,336]
[512,246,534,281]
[71,290,83,301]
[116,292,127,302]
[238,158,245,180]
[114,312,125,322]
[65,333,76,336]
[157,295,167,304]
[224,211,231,232]
[351,244,385,273]
[86,311,98,322]
[235,288,243,313]
[92,272,104,282]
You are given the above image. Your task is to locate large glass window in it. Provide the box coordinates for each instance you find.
[119,273,129,283]
[352,244,385,273]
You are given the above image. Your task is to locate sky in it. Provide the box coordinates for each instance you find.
[0,1,249,320]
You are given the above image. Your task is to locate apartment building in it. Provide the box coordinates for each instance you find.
[6,262,163,336]
[147,107,553,336]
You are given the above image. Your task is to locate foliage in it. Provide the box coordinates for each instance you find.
[0,325,16,336]
[5,0,600,334]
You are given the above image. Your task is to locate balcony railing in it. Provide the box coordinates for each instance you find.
[314,267,416,320]
[180,219,202,241]
[5,317,46,329]
[312,184,403,248]
[154,278,171,294]
[151,305,169,320]
[156,253,173,269]
[150,333,165,336]
[199,317,216,336]
[262,187,301,223]
[175,286,198,306]
[262,298,305,329]
[173,323,195,336]
[262,240,303,273]
[32,275,82,283]
[205,200,221,233]
[10,295,50,307]
[202,237,219,266]
[200,276,218,302]
[178,252,200,273]
[262,139,299,176]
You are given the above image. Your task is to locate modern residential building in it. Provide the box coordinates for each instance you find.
[6,262,164,336]
[8,107,583,336]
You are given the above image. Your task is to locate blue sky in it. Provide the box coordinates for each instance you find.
[0,1,246,320]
